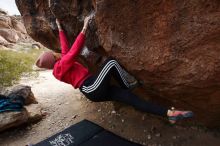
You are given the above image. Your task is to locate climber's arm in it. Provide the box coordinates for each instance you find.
[57,16,90,65]
[56,19,70,57]
[81,16,90,35]
[64,16,90,60]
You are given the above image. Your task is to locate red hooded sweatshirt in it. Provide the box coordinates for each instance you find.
[53,31,91,88]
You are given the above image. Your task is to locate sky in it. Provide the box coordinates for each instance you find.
[0,0,20,15]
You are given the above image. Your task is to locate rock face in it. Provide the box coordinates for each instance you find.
[4,85,38,105]
[0,110,29,132]
[0,8,33,48]
[15,0,220,127]
[0,85,43,132]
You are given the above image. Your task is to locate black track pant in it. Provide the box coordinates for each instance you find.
[80,58,168,116]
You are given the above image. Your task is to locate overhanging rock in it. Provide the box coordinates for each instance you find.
[16,0,220,127]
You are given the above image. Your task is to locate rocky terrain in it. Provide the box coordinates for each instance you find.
[0,70,220,146]
[0,85,43,133]
[15,0,220,127]
[0,8,45,133]
[0,8,39,49]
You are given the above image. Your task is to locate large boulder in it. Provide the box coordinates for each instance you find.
[0,35,10,46]
[0,8,32,47]
[0,110,29,132]
[4,85,38,105]
[15,0,220,127]
[0,85,43,132]
[0,29,19,43]
[0,15,12,29]
[10,17,27,34]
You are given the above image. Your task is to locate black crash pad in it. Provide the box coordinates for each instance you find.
[34,119,141,146]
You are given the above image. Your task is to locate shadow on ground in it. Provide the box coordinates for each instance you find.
[0,70,219,146]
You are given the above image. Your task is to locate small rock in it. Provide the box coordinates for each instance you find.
[98,109,101,112]
[155,133,161,137]
[147,134,151,140]
[72,115,78,119]
[116,113,121,116]
[172,136,177,139]
[26,126,32,130]
[31,131,36,134]
[112,124,116,129]
[151,126,156,133]
[111,110,116,114]
[41,110,48,116]
[25,104,43,123]
[121,119,125,123]
[142,115,145,120]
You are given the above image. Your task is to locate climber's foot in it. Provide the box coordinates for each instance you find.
[167,107,194,124]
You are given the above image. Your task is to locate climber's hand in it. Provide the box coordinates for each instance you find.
[84,16,91,28]
[82,16,91,34]
[56,19,62,31]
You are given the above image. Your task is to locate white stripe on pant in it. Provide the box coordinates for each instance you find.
[82,60,129,93]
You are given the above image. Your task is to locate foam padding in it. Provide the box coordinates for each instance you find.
[34,119,141,146]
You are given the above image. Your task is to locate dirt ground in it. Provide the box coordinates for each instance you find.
[0,70,220,146]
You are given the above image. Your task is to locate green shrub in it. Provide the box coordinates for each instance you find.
[0,49,42,87]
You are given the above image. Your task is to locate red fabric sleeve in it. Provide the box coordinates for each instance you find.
[68,33,85,59]
[56,33,85,73]
[59,31,70,56]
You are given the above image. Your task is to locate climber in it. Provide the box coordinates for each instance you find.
[35,16,193,124]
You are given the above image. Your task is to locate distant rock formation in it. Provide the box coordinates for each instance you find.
[15,0,220,127]
[0,8,34,48]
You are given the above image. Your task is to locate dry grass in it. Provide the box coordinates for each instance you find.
[0,48,43,87]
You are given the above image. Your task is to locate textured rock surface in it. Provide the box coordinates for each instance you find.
[0,29,19,43]
[0,8,33,47]
[4,85,38,105]
[0,104,43,132]
[15,0,99,52]
[0,85,42,132]
[0,110,28,132]
[25,104,43,123]
[16,0,220,127]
